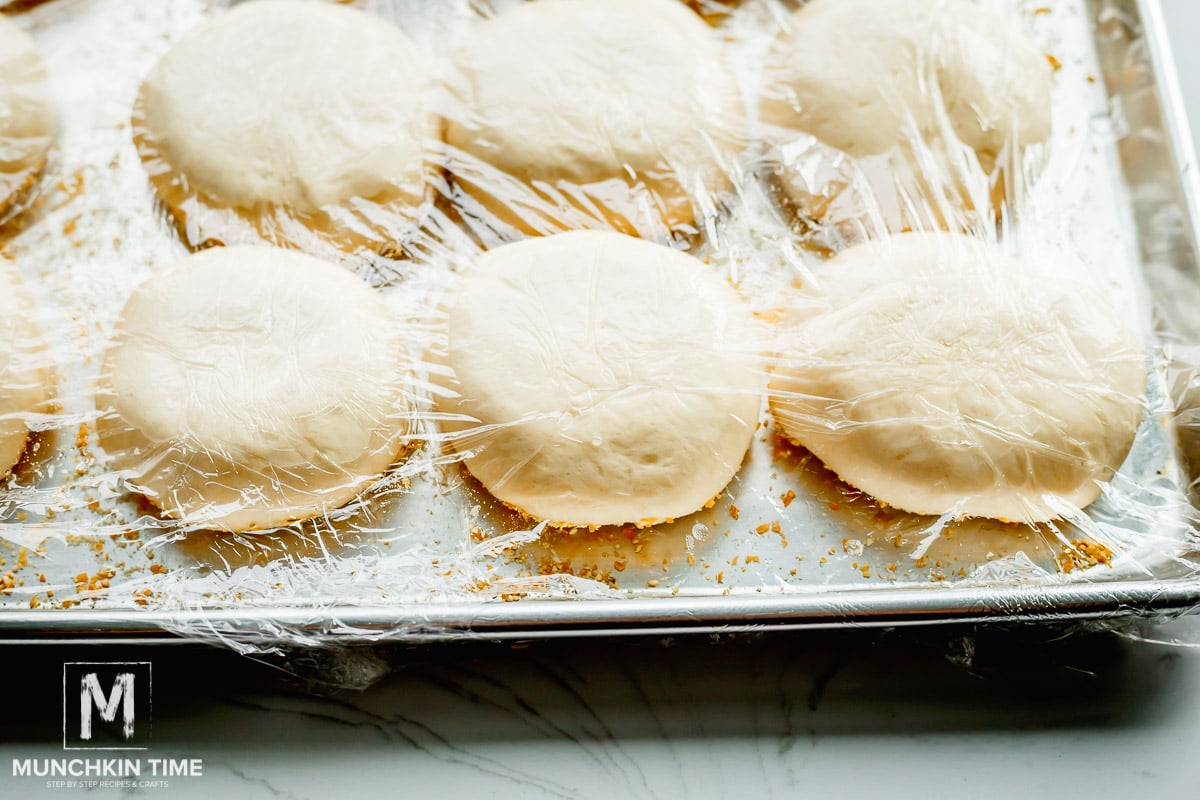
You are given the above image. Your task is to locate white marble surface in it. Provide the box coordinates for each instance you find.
[5,2,1200,798]
[4,627,1200,799]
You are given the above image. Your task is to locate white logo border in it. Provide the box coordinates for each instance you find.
[62,661,153,751]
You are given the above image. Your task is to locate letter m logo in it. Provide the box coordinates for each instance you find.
[80,672,135,740]
[63,662,152,750]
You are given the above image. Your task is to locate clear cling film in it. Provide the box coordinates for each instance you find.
[0,0,1197,665]
[0,12,52,223]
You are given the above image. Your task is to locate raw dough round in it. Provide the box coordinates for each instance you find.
[769,232,1146,522]
[434,231,761,527]
[445,0,743,236]
[133,0,436,256]
[0,16,52,216]
[762,0,1052,161]
[0,264,51,477]
[762,0,1052,232]
[98,246,412,532]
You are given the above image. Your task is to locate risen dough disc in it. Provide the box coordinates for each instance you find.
[763,0,1052,231]
[769,232,1146,523]
[0,265,51,477]
[434,231,760,527]
[98,246,411,532]
[133,0,435,255]
[0,16,52,215]
[762,0,1052,160]
[446,0,743,236]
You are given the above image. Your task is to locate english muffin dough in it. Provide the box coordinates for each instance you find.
[133,0,436,256]
[98,247,412,532]
[763,0,1052,160]
[0,16,52,216]
[0,265,51,477]
[769,232,1146,523]
[434,231,760,527]
[763,0,1052,229]
[446,0,743,236]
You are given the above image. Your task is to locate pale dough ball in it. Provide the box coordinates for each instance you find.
[434,231,761,527]
[763,0,1052,230]
[769,232,1146,523]
[98,247,412,532]
[446,0,743,236]
[762,0,1052,160]
[0,16,52,215]
[133,0,436,255]
[0,265,51,477]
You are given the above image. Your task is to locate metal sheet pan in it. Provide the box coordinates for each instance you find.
[0,0,1198,644]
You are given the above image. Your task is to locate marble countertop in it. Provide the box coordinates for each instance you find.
[2,623,1200,800]
[5,2,1200,797]
[6,622,1200,799]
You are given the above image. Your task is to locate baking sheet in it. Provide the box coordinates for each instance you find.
[0,0,1198,644]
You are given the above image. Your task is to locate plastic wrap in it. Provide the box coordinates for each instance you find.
[0,11,51,221]
[128,0,439,267]
[1,0,1199,657]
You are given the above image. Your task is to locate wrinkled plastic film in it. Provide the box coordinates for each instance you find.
[0,11,52,225]
[0,0,1197,658]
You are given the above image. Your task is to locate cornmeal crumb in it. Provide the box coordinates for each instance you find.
[1057,540,1114,574]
